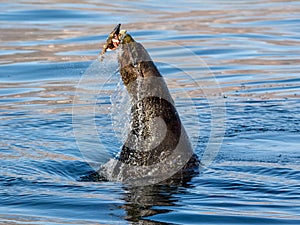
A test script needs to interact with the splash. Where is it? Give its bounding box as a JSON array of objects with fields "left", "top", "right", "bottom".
[
  {"left": 73, "top": 51, "right": 121, "bottom": 170},
  {"left": 110, "top": 76, "right": 131, "bottom": 147}
]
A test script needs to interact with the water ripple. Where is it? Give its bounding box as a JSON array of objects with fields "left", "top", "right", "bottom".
[{"left": 0, "top": 0, "right": 299, "bottom": 224}]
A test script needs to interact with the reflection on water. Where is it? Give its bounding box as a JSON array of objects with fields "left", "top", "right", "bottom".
[
  {"left": 0, "top": 0, "right": 300, "bottom": 224},
  {"left": 122, "top": 185, "right": 180, "bottom": 224}
]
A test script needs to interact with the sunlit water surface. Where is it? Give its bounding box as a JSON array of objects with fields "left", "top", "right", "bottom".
[{"left": 1, "top": 0, "right": 299, "bottom": 224}]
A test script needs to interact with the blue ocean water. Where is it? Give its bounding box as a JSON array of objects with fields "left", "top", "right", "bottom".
[{"left": 0, "top": 0, "right": 299, "bottom": 224}]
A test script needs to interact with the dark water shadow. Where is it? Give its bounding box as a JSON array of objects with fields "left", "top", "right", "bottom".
[
  {"left": 121, "top": 182, "right": 194, "bottom": 224},
  {"left": 78, "top": 166, "right": 198, "bottom": 224}
]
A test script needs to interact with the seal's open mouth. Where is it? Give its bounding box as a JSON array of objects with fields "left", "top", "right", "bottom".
[{"left": 100, "top": 24, "right": 127, "bottom": 60}]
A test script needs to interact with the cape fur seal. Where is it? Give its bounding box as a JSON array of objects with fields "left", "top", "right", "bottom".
[{"left": 99, "top": 24, "right": 199, "bottom": 185}]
